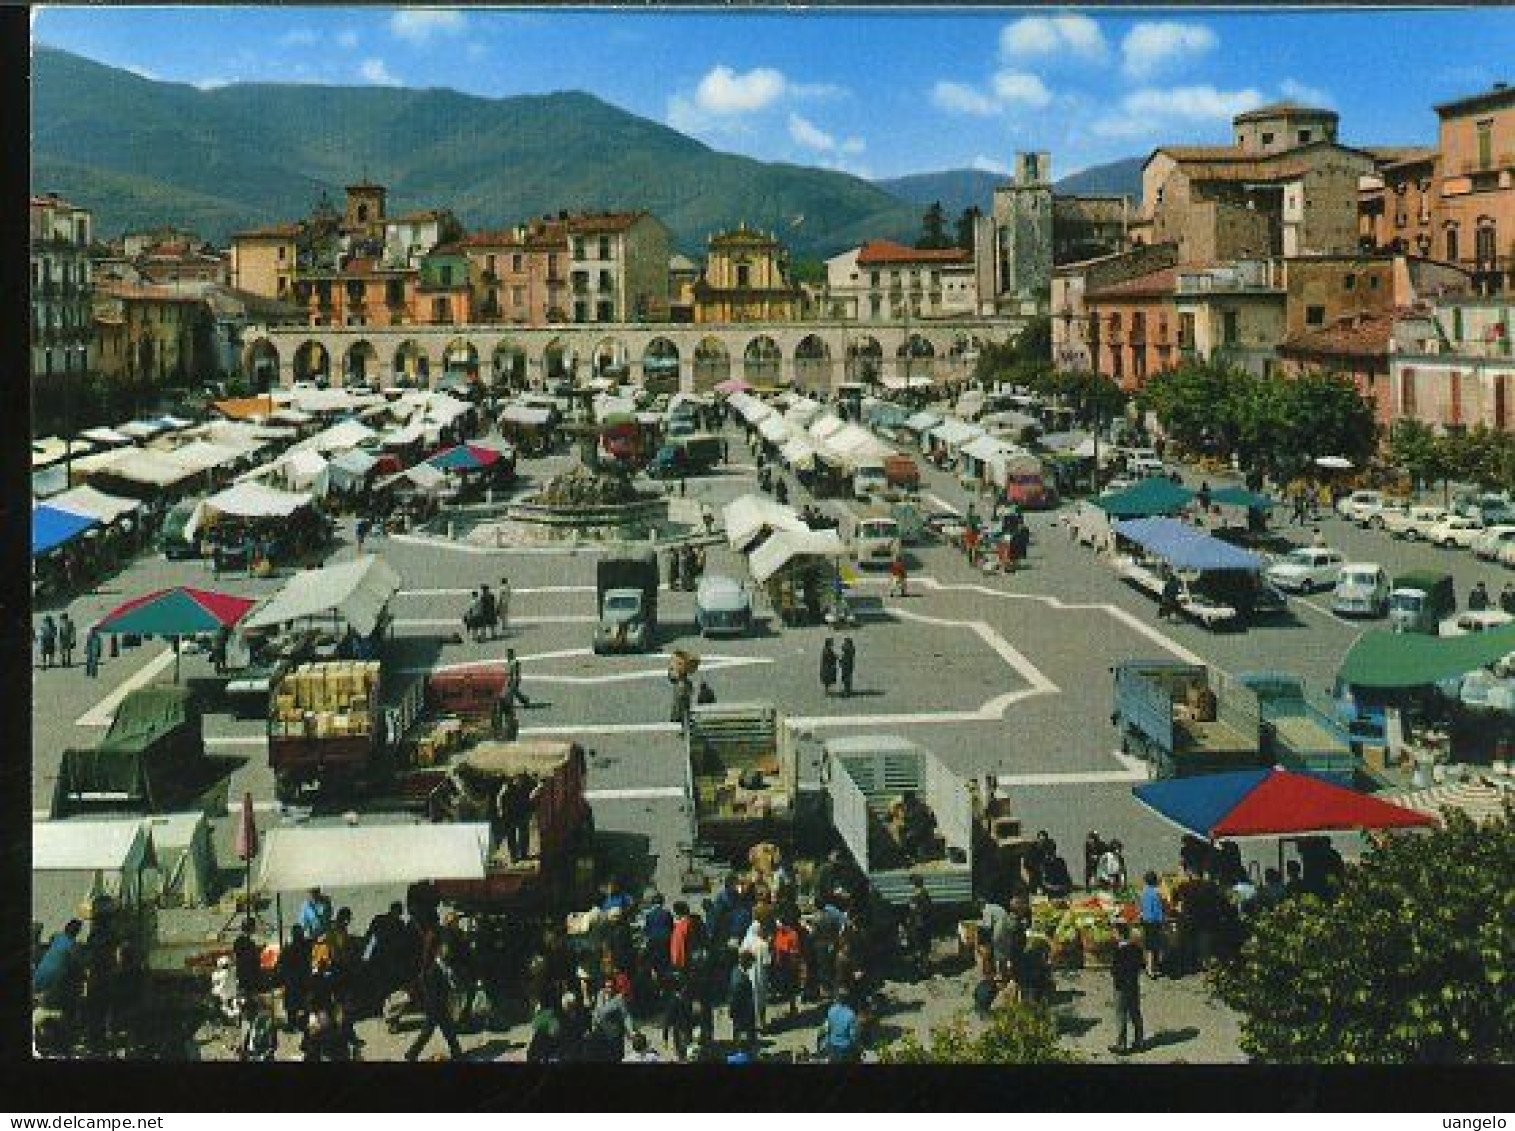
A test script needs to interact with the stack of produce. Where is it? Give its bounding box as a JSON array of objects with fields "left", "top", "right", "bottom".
[{"left": 271, "top": 661, "right": 380, "bottom": 738}]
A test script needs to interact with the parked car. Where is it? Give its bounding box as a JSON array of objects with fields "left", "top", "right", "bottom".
[
  {"left": 1472, "top": 525, "right": 1515, "bottom": 560},
  {"left": 1428, "top": 514, "right": 1485, "bottom": 549},
  {"left": 1331, "top": 563, "right": 1391, "bottom": 618},
  {"left": 1441, "top": 609, "right": 1515, "bottom": 637},
  {"left": 1266, "top": 547, "right": 1345, "bottom": 593},
  {"left": 1498, "top": 540, "right": 1515, "bottom": 570},
  {"left": 1336, "top": 490, "right": 1387, "bottom": 523},
  {"left": 695, "top": 574, "right": 753, "bottom": 637},
  {"left": 1383, "top": 505, "right": 1449, "bottom": 540},
  {"left": 1359, "top": 497, "right": 1411, "bottom": 530}
]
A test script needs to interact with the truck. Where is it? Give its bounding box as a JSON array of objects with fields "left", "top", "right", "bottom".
[
  {"left": 426, "top": 740, "right": 597, "bottom": 916},
  {"left": 821, "top": 734, "right": 974, "bottom": 908},
  {"left": 850, "top": 506, "right": 902, "bottom": 569},
  {"left": 1113, "top": 661, "right": 1357, "bottom": 780},
  {"left": 649, "top": 433, "right": 724, "bottom": 479},
  {"left": 884, "top": 454, "right": 921, "bottom": 492},
  {"left": 1389, "top": 570, "right": 1456, "bottom": 634},
  {"left": 52, "top": 687, "right": 243, "bottom": 819},
  {"left": 593, "top": 546, "right": 659, "bottom": 653},
  {"left": 685, "top": 702, "right": 799, "bottom": 860},
  {"left": 268, "top": 660, "right": 387, "bottom": 803},
  {"left": 1004, "top": 469, "right": 1058, "bottom": 510}
]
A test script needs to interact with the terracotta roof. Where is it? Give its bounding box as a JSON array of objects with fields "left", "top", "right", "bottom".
[
  {"left": 235, "top": 222, "right": 303, "bottom": 240},
  {"left": 1150, "top": 145, "right": 1254, "bottom": 164},
  {"left": 564, "top": 211, "right": 648, "bottom": 234},
  {"left": 459, "top": 229, "right": 525, "bottom": 249},
  {"left": 1367, "top": 146, "right": 1438, "bottom": 168},
  {"left": 98, "top": 282, "right": 206, "bottom": 304},
  {"left": 856, "top": 240, "right": 971, "bottom": 266},
  {"left": 1234, "top": 101, "right": 1338, "bottom": 123},
  {"left": 1277, "top": 310, "right": 1400, "bottom": 360},
  {"left": 1434, "top": 84, "right": 1515, "bottom": 118},
  {"left": 428, "top": 242, "right": 466, "bottom": 257},
  {"left": 1085, "top": 266, "right": 1178, "bottom": 301}
]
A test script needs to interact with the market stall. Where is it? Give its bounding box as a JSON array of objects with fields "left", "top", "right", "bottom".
[
  {"left": 497, "top": 404, "right": 556, "bottom": 455},
  {"left": 33, "top": 504, "right": 99, "bottom": 558},
  {"left": 33, "top": 818, "right": 160, "bottom": 913},
  {"left": 241, "top": 554, "right": 400, "bottom": 649},
  {"left": 723, "top": 494, "right": 810, "bottom": 553},
  {"left": 96, "top": 586, "right": 258, "bottom": 681},
  {"left": 313, "top": 448, "right": 378, "bottom": 500},
  {"left": 1095, "top": 477, "right": 1195, "bottom": 519},
  {"left": 183, "top": 481, "right": 323, "bottom": 568},
  {"left": 1112, "top": 516, "right": 1268, "bottom": 629},
  {"left": 747, "top": 526, "right": 848, "bottom": 626},
  {"left": 72, "top": 447, "right": 206, "bottom": 498}
]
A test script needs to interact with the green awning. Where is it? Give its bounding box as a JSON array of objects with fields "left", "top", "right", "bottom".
[
  {"left": 1210, "top": 486, "right": 1278, "bottom": 510},
  {"left": 1337, "top": 623, "right": 1515, "bottom": 690},
  {"left": 1095, "top": 477, "right": 1194, "bottom": 518}
]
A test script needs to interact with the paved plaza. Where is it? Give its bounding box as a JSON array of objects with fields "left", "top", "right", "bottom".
[{"left": 32, "top": 420, "right": 1515, "bottom": 1063}]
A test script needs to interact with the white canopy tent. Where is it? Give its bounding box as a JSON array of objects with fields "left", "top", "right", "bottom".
[
  {"left": 118, "top": 420, "right": 169, "bottom": 441},
  {"left": 807, "top": 415, "right": 848, "bottom": 444},
  {"left": 820, "top": 424, "right": 892, "bottom": 472},
  {"left": 32, "top": 436, "right": 94, "bottom": 468},
  {"left": 185, "top": 481, "right": 312, "bottom": 540},
  {"left": 380, "top": 421, "right": 429, "bottom": 447},
  {"left": 295, "top": 419, "right": 378, "bottom": 456},
  {"left": 780, "top": 435, "right": 819, "bottom": 471},
  {"left": 378, "top": 462, "right": 448, "bottom": 494},
  {"left": 48, "top": 485, "right": 144, "bottom": 525},
  {"left": 929, "top": 418, "right": 985, "bottom": 453},
  {"left": 757, "top": 415, "right": 790, "bottom": 445},
  {"left": 75, "top": 448, "right": 204, "bottom": 490},
  {"left": 273, "top": 448, "right": 329, "bottom": 491},
  {"left": 724, "top": 494, "right": 810, "bottom": 553},
  {"left": 33, "top": 819, "right": 159, "bottom": 907},
  {"left": 256, "top": 823, "right": 492, "bottom": 891},
  {"left": 243, "top": 554, "right": 401, "bottom": 638},
  {"left": 883, "top": 373, "right": 936, "bottom": 390},
  {"left": 498, "top": 405, "right": 554, "bottom": 428},
  {"left": 748, "top": 527, "right": 847, "bottom": 585},
  {"left": 283, "top": 388, "right": 386, "bottom": 415},
  {"left": 79, "top": 426, "right": 133, "bottom": 448},
  {"left": 784, "top": 399, "right": 826, "bottom": 428},
  {"left": 142, "top": 812, "right": 219, "bottom": 908},
  {"left": 903, "top": 411, "right": 942, "bottom": 435},
  {"left": 315, "top": 449, "right": 379, "bottom": 496},
  {"left": 158, "top": 440, "right": 248, "bottom": 475}
]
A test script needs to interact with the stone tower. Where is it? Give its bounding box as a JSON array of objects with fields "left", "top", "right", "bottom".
[
  {"left": 344, "top": 180, "right": 388, "bottom": 236},
  {"left": 990, "top": 151, "right": 1053, "bottom": 313}
]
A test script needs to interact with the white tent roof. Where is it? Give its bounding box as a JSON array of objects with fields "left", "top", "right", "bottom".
[
  {"left": 119, "top": 420, "right": 169, "bottom": 440},
  {"left": 78, "top": 448, "right": 202, "bottom": 488},
  {"left": 243, "top": 554, "right": 401, "bottom": 637},
  {"left": 780, "top": 436, "right": 818, "bottom": 471},
  {"left": 807, "top": 414, "right": 848, "bottom": 443},
  {"left": 381, "top": 421, "right": 429, "bottom": 447},
  {"left": 33, "top": 820, "right": 155, "bottom": 873},
  {"left": 758, "top": 415, "right": 789, "bottom": 444},
  {"left": 297, "top": 419, "right": 377, "bottom": 455},
  {"left": 328, "top": 449, "right": 379, "bottom": 476},
  {"left": 748, "top": 527, "right": 847, "bottom": 585},
  {"left": 32, "top": 436, "right": 94, "bottom": 468},
  {"left": 883, "top": 374, "right": 936, "bottom": 390},
  {"left": 820, "top": 424, "right": 891, "bottom": 470},
  {"left": 724, "top": 494, "right": 809, "bottom": 553},
  {"left": 79, "top": 426, "right": 133, "bottom": 447},
  {"left": 378, "top": 462, "right": 448, "bottom": 493},
  {"left": 930, "top": 419, "right": 984, "bottom": 450},
  {"left": 286, "top": 388, "right": 385, "bottom": 415},
  {"left": 48, "top": 485, "right": 144, "bottom": 524},
  {"left": 280, "top": 448, "right": 330, "bottom": 488},
  {"left": 257, "top": 823, "right": 491, "bottom": 891},
  {"left": 594, "top": 394, "right": 639, "bottom": 418},
  {"left": 904, "top": 411, "right": 942, "bottom": 433},
  {"left": 159, "top": 440, "right": 247, "bottom": 474},
  {"left": 499, "top": 405, "right": 553, "bottom": 427},
  {"left": 961, "top": 434, "right": 1016, "bottom": 463},
  {"left": 730, "top": 394, "right": 773, "bottom": 424},
  {"left": 185, "top": 480, "right": 312, "bottom": 539},
  {"left": 784, "top": 399, "right": 826, "bottom": 428}
]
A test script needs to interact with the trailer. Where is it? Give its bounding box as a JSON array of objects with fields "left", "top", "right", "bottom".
[
  {"left": 821, "top": 734, "right": 974, "bottom": 908},
  {"left": 1235, "top": 671, "right": 1358, "bottom": 785},
  {"left": 685, "top": 702, "right": 799, "bottom": 860},
  {"left": 1113, "top": 661, "right": 1266, "bottom": 778},
  {"left": 52, "top": 688, "right": 242, "bottom": 819},
  {"left": 268, "top": 660, "right": 387, "bottom": 802},
  {"left": 426, "top": 740, "right": 596, "bottom": 916}
]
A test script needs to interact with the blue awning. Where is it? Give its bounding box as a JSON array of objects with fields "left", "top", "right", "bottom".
[
  {"left": 33, "top": 505, "right": 100, "bottom": 557},
  {"left": 1113, "top": 516, "right": 1264, "bottom": 572},
  {"left": 1132, "top": 770, "right": 1273, "bottom": 837}
]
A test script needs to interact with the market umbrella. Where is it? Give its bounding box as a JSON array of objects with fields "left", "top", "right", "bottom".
[
  {"left": 427, "top": 443, "right": 503, "bottom": 473},
  {"left": 1094, "top": 477, "right": 1194, "bottom": 519},
  {"left": 95, "top": 587, "right": 257, "bottom": 682},
  {"left": 1132, "top": 767, "right": 1437, "bottom": 867},
  {"left": 714, "top": 377, "right": 752, "bottom": 395}
]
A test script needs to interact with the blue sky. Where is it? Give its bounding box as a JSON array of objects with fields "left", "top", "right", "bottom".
[{"left": 32, "top": 7, "right": 1515, "bottom": 180}]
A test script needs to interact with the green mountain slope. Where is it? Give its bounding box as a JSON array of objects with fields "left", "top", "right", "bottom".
[
  {"left": 31, "top": 46, "right": 922, "bottom": 257},
  {"left": 879, "top": 157, "right": 1144, "bottom": 217}
]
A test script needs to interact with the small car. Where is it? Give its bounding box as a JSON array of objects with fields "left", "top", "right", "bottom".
[
  {"left": 1383, "top": 505, "right": 1449, "bottom": 540},
  {"left": 1332, "top": 563, "right": 1391, "bottom": 618},
  {"left": 1472, "top": 525, "right": 1515, "bottom": 560},
  {"left": 1441, "top": 609, "right": 1515, "bottom": 637},
  {"left": 1266, "top": 547, "right": 1344, "bottom": 593},
  {"left": 1336, "top": 490, "right": 1386, "bottom": 523},
  {"left": 1428, "top": 514, "right": 1485, "bottom": 549}
]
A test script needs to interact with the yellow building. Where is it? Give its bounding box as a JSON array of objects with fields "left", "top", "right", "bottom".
[
  {"left": 693, "top": 225, "right": 803, "bottom": 323},
  {"left": 230, "top": 222, "right": 302, "bottom": 302},
  {"left": 92, "top": 283, "right": 209, "bottom": 386}
]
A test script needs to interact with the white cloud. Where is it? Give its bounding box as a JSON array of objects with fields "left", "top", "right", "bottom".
[
  {"left": 389, "top": 9, "right": 467, "bottom": 44},
  {"left": 336, "top": 30, "right": 360, "bottom": 50},
  {"left": 1279, "top": 78, "right": 1333, "bottom": 107},
  {"left": 972, "top": 155, "right": 1011, "bottom": 175},
  {"left": 1120, "top": 22, "right": 1217, "bottom": 79},
  {"left": 839, "top": 136, "right": 866, "bottom": 157},
  {"left": 1122, "top": 84, "right": 1265, "bottom": 121},
  {"left": 694, "top": 65, "right": 786, "bottom": 114},
  {"left": 359, "top": 57, "right": 400, "bottom": 86},
  {"left": 1000, "top": 14, "right": 1107, "bottom": 62},
  {"left": 194, "top": 77, "right": 230, "bottom": 91},
  {"left": 124, "top": 63, "right": 159, "bottom": 81},
  {"left": 991, "top": 70, "right": 1053, "bottom": 109},
  {"left": 930, "top": 81, "right": 1000, "bottom": 117},
  {"left": 279, "top": 29, "right": 320, "bottom": 48},
  {"left": 787, "top": 112, "right": 865, "bottom": 158}
]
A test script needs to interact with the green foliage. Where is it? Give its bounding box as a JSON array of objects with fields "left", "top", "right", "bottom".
[
  {"left": 916, "top": 201, "right": 953, "bottom": 250},
  {"left": 1391, "top": 421, "right": 1515, "bottom": 492},
  {"left": 880, "top": 1001, "right": 1079, "bottom": 1064},
  {"left": 33, "top": 47, "right": 923, "bottom": 258},
  {"left": 1141, "top": 363, "right": 1376, "bottom": 477},
  {"left": 955, "top": 206, "right": 981, "bottom": 253},
  {"left": 1211, "top": 809, "right": 1515, "bottom": 1064}
]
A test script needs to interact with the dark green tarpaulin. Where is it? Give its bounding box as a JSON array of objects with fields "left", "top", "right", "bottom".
[
  {"left": 1210, "top": 486, "right": 1278, "bottom": 510},
  {"left": 1337, "top": 623, "right": 1515, "bottom": 689},
  {"left": 1095, "top": 477, "right": 1195, "bottom": 518}
]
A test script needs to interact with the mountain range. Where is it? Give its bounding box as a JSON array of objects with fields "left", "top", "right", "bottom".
[{"left": 32, "top": 47, "right": 1142, "bottom": 259}]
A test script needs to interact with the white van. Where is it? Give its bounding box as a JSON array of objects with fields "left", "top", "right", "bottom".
[
  {"left": 851, "top": 508, "right": 902, "bottom": 569},
  {"left": 1331, "top": 563, "right": 1390, "bottom": 618},
  {"left": 853, "top": 463, "right": 888, "bottom": 501}
]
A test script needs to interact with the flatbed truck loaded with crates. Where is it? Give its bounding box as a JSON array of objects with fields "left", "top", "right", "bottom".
[
  {"left": 684, "top": 702, "right": 800, "bottom": 861},
  {"left": 268, "top": 660, "right": 387, "bottom": 803}
]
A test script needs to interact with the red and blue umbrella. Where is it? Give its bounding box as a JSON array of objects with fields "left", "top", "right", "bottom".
[
  {"left": 97, "top": 587, "right": 258, "bottom": 637},
  {"left": 427, "top": 443, "right": 503, "bottom": 473},
  {"left": 1132, "top": 767, "right": 1437, "bottom": 840}
]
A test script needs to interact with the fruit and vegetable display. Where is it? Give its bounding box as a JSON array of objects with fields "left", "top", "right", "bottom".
[{"left": 1030, "top": 892, "right": 1139, "bottom": 969}]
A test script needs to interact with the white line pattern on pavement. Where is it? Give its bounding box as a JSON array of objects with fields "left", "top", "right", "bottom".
[
  {"left": 75, "top": 648, "right": 177, "bottom": 727},
  {"left": 584, "top": 786, "right": 687, "bottom": 802}
]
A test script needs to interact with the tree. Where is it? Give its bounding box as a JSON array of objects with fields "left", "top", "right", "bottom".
[
  {"left": 955, "top": 205, "right": 982, "bottom": 253},
  {"left": 1138, "top": 361, "right": 1253, "bottom": 457},
  {"left": 916, "top": 201, "right": 952, "bottom": 250},
  {"left": 1211, "top": 809, "right": 1515, "bottom": 1063},
  {"left": 1265, "top": 370, "right": 1379, "bottom": 481},
  {"left": 880, "top": 1001, "right": 1079, "bottom": 1064},
  {"left": 1389, "top": 419, "right": 1448, "bottom": 493}
]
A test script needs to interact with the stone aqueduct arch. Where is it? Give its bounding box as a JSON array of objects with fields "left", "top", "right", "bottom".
[{"left": 243, "top": 318, "right": 1025, "bottom": 393}]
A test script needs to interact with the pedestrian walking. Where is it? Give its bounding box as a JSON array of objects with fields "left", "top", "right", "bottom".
[
  {"left": 904, "top": 875, "right": 933, "bottom": 980},
  {"left": 478, "top": 583, "right": 499, "bottom": 639},
  {"left": 727, "top": 951, "right": 757, "bottom": 1051},
  {"left": 505, "top": 648, "right": 530, "bottom": 707},
  {"left": 1097, "top": 839, "right": 1128, "bottom": 891},
  {"left": 820, "top": 638, "right": 838, "bottom": 697},
  {"left": 1501, "top": 583, "right": 1515, "bottom": 616},
  {"left": 84, "top": 627, "right": 102, "bottom": 679},
  {"left": 889, "top": 555, "right": 908, "bottom": 597},
  {"left": 58, "top": 613, "right": 77, "bottom": 668},
  {"left": 1469, "top": 581, "right": 1491, "bottom": 612},
  {"left": 1109, "top": 923, "right": 1145, "bottom": 1055},
  {"left": 670, "top": 674, "right": 694, "bottom": 727},
  {"left": 1137, "top": 872, "right": 1166, "bottom": 978},
  {"left": 1083, "top": 831, "right": 1106, "bottom": 891},
  {"left": 498, "top": 577, "right": 512, "bottom": 632},
  {"left": 406, "top": 944, "right": 465, "bottom": 1061},
  {"left": 38, "top": 614, "right": 58, "bottom": 669},
  {"left": 839, "top": 637, "right": 856, "bottom": 697}
]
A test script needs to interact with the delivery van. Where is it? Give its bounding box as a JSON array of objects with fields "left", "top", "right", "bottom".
[{"left": 1388, "top": 570, "right": 1456, "bottom": 634}]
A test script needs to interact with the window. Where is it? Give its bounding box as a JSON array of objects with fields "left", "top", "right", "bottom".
[
  {"left": 573, "top": 238, "right": 586, "bottom": 259},
  {"left": 512, "top": 254, "right": 523, "bottom": 272},
  {"left": 1222, "top": 310, "right": 1240, "bottom": 345},
  {"left": 1476, "top": 223, "right": 1497, "bottom": 265},
  {"left": 737, "top": 264, "right": 751, "bottom": 288},
  {"left": 1447, "top": 225, "right": 1460, "bottom": 262},
  {"left": 278, "top": 246, "right": 287, "bottom": 262},
  {"left": 1306, "top": 305, "right": 1326, "bottom": 327},
  {"left": 869, "top": 271, "right": 880, "bottom": 287},
  {"left": 598, "top": 271, "right": 613, "bottom": 292},
  {"left": 1344, "top": 274, "right": 1356, "bottom": 291},
  {"left": 598, "top": 236, "right": 611, "bottom": 260},
  {"left": 1298, "top": 129, "right": 1313, "bottom": 144},
  {"left": 511, "top": 286, "right": 525, "bottom": 307},
  {"left": 1261, "top": 132, "right": 1275, "bottom": 146},
  {"left": 440, "top": 265, "right": 453, "bottom": 287},
  {"left": 1369, "top": 275, "right": 1381, "bottom": 290},
  {"left": 597, "top": 300, "right": 614, "bottom": 322},
  {"left": 1477, "top": 119, "right": 1494, "bottom": 170},
  {"left": 1400, "top": 367, "right": 1417, "bottom": 415},
  {"left": 486, "top": 255, "right": 496, "bottom": 274},
  {"left": 573, "top": 300, "right": 588, "bottom": 322}
]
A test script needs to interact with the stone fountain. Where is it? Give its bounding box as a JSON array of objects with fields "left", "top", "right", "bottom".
[{"left": 484, "top": 460, "right": 670, "bottom": 545}]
